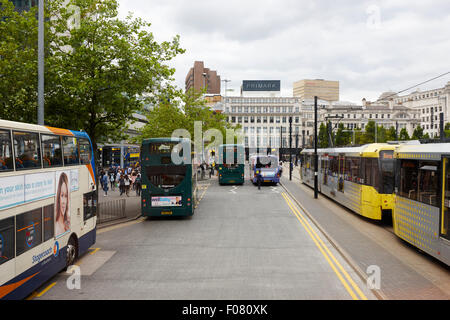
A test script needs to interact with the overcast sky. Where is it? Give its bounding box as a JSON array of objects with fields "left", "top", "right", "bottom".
[{"left": 118, "top": 0, "right": 450, "bottom": 103}]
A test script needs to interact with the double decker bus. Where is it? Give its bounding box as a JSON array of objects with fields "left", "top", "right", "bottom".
[
  {"left": 249, "top": 154, "right": 281, "bottom": 185},
  {"left": 0, "top": 119, "right": 97, "bottom": 300},
  {"left": 141, "top": 138, "right": 198, "bottom": 217},
  {"left": 217, "top": 144, "right": 245, "bottom": 185}
]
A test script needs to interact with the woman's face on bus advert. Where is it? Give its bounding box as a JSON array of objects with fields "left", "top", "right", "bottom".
[{"left": 60, "top": 179, "right": 68, "bottom": 215}]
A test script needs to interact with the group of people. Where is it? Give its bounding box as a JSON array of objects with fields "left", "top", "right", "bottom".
[
  {"left": 199, "top": 162, "right": 215, "bottom": 179},
  {"left": 99, "top": 165, "right": 142, "bottom": 197}
]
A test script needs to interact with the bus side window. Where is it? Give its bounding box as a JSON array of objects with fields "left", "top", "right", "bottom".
[
  {"left": 13, "top": 131, "right": 42, "bottom": 170},
  {"left": 0, "top": 217, "right": 15, "bottom": 266},
  {"left": 79, "top": 139, "right": 93, "bottom": 165},
  {"left": 0, "top": 130, "right": 13, "bottom": 171},
  {"left": 62, "top": 136, "right": 80, "bottom": 165},
  {"left": 83, "top": 191, "right": 98, "bottom": 221},
  {"left": 41, "top": 134, "right": 63, "bottom": 168}
]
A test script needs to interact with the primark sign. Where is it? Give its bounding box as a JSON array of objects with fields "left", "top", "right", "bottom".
[{"left": 242, "top": 80, "right": 280, "bottom": 92}]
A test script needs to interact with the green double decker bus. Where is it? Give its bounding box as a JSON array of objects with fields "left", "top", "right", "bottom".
[
  {"left": 141, "top": 138, "right": 198, "bottom": 217},
  {"left": 217, "top": 144, "right": 245, "bottom": 185}
]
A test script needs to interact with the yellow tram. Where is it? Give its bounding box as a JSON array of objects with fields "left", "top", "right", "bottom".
[
  {"left": 300, "top": 143, "right": 397, "bottom": 221},
  {"left": 393, "top": 143, "right": 449, "bottom": 265}
]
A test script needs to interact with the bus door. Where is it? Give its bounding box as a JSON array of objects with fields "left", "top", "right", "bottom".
[
  {"left": 338, "top": 154, "right": 345, "bottom": 192},
  {"left": 441, "top": 157, "right": 449, "bottom": 241}
]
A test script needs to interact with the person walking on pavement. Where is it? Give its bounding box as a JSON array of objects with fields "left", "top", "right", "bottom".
[
  {"left": 110, "top": 172, "right": 115, "bottom": 191},
  {"left": 124, "top": 175, "right": 131, "bottom": 197},
  {"left": 119, "top": 175, "right": 125, "bottom": 196},
  {"left": 135, "top": 174, "right": 142, "bottom": 196},
  {"left": 101, "top": 172, "right": 109, "bottom": 196}
]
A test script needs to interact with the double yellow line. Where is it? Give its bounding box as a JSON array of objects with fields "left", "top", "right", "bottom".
[{"left": 281, "top": 192, "right": 367, "bottom": 300}]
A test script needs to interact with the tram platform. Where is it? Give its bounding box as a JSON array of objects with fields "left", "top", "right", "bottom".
[{"left": 280, "top": 163, "right": 450, "bottom": 300}]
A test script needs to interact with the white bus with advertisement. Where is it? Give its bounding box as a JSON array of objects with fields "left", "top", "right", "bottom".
[{"left": 0, "top": 119, "right": 97, "bottom": 300}]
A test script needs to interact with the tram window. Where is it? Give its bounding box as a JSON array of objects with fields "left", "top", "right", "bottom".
[
  {"left": 13, "top": 131, "right": 41, "bottom": 170},
  {"left": 380, "top": 151, "right": 395, "bottom": 194},
  {"left": 43, "top": 204, "right": 54, "bottom": 242},
  {"left": 418, "top": 161, "right": 439, "bottom": 207},
  {"left": 41, "top": 135, "right": 63, "bottom": 168},
  {"left": 364, "top": 158, "right": 372, "bottom": 186},
  {"left": 0, "top": 130, "right": 13, "bottom": 171},
  {"left": 349, "top": 158, "right": 360, "bottom": 183},
  {"left": 399, "top": 160, "right": 419, "bottom": 201},
  {"left": 0, "top": 217, "right": 15, "bottom": 266},
  {"left": 62, "top": 136, "right": 80, "bottom": 165},
  {"left": 79, "top": 139, "right": 92, "bottom": 165},
  {"left": 442, "top": 159, "right": 449, "bottom": 240},
  {"left": 372, "top": 159, "right": 380, "bottom": 192},
  {"left": 16, "top": 208, "right": 42, "bottom": 256}
]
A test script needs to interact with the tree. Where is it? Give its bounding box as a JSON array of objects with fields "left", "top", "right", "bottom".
[
  {"left": 445, "top": 122, "right": 450, "bottom": 138},
  {"left": 0, "top": 1, "right": 44, "bottom": 122},
  {"left": 411, "top": 125, "right": 424, "bottom": 140},
  {"left": 0, "top": 0, "right": 185, "bottom": 162},
  {"left": 318, "top": 123, "right": 329, "bottom": 148},
  {"left": 46, "top": 0, "right": 185, "bottom": 160},
  {"left": 335, "top": 123, "right": 351, "bottom": 146},
  {"left": 399, "top": 128, "right": 410, "bottom": 141},
  {"left": 361, "top": 121, "right": 376, "bottom": 143},
  {"left": 385, "top": 126, "right": 397, "bottom": 141},
  {"left": 136, "top": 88, "right": 235, "bottom": 148}
]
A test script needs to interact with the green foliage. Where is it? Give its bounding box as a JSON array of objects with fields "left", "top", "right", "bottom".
[
  {"left": 399, "top": 128, "right": 410, "bottom": 141},
  {"left": 411, "top": 125, "right": 424, "bottom": 140},
  {"left": 0, "top": 1, "right": 42, "bottom": 122},
  {"left": 0, "top": 0, "right": 185, "bottom": 161},
  {"left": 385, "top": 126, "right": 397, "bottom": 141},
  {"left": 318, "top": 123, "right": 329, "bottom": 148},
  {"left": 335, "top": 123, "right": 351, "bottom": 146},
  {"left": 136, "top": 88, "right": 236, "bottom": 148}
]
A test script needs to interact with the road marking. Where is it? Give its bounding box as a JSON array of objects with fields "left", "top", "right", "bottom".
[
  {"left": 25, "top": 291, "right": 38, "bottom": 300},
  {"left": 36, "top": 282, "right": 57, "bottom": 298},
  {"left": 195, "top": 184, "right": 209, "bottom": 209},
  {"left": 271, "top": 186, "right": 279, "bottom": 193},
  {"left": 229, "top": 186, "right": 238, "bottom": 194},
  {"left": 90, "top": 248, "right": 101, "bottom": 255},
  {"left": 281, "top": 192, "right": 368, "bottom": 300},
  {"left": 97, "top": 217, "right": 146, "bottom": 234}
]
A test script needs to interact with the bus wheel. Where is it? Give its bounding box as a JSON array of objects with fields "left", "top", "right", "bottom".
[{"left": 66, "top": 236, "right": 78, "bottom": 268}]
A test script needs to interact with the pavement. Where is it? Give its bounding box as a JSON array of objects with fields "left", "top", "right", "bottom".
[
  {"left": 31, "top": 169, "right": 376, "bottom": 300},
  {"left": 97, "top": 185, "right": 142, "bottom": 228},
  {"left": 280, "top": 163, "right": 450, "bottom": 300}
]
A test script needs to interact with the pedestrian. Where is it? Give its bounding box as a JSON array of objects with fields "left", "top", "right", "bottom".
[
  {"left": 124, "top": 175, "right": 130, "bottom": 197},
  {"left": 101, "top": 172, "right": 109, "bottom": 196},
  {"left": 119, "top": 175, "right": 125, "bottom": 196},
  {"left": 256, "top": 169, "right": 262, "bottom": 190},
  {"left": 200, "top": 162, "right": 205, "bottom": 179},
  {"left": 135, "top": 174, "right": 142, "bottom": 196},
  {"left": 110, "top": 172, "right": 115, "bottom": 191},
  {"left": 131, "top": 170, "right": 137, "bottom": 190}
]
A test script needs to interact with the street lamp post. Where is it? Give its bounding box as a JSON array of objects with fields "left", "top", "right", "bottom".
[
  {"left": 289, "top": 117, "right": 292, "bottom": 181},
  {"left": 38, "top": 0, "right": 45, "bottom": 125},
  {"left": 314, "top": 96, "right": 318, "bottom": 199}
]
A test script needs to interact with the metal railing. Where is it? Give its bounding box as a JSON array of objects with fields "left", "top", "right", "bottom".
[{"left": 97, "top": 198, "right": 126, "bottom": 224}]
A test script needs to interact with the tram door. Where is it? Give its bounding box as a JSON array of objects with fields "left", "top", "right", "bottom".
[{"left": 441, "top": 158, "right": 449, "bottom": 240}]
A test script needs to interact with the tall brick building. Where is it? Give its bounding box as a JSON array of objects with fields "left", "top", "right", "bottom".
[{"left": 185, "top": 61, "right": 221, "bottom": 94}]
